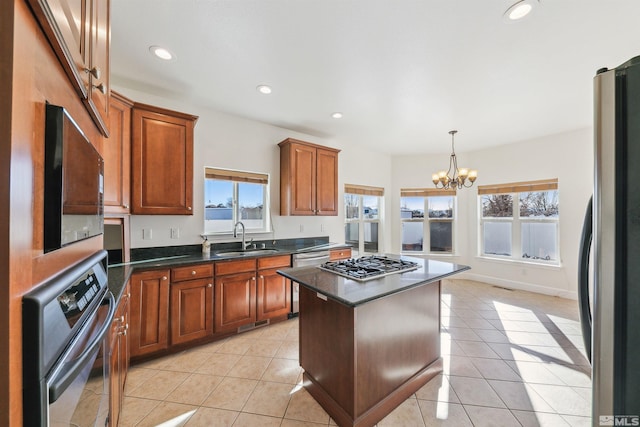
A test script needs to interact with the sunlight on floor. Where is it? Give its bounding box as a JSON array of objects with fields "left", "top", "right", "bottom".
[{"left": 155, "top": 410, "right": 197, "bottom": 427}]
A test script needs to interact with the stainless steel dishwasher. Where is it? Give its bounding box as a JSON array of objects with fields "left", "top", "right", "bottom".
[{"left": 290, "top": 250, "right": 330, "bottom": 317}]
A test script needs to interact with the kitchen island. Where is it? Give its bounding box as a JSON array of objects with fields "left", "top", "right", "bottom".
[{"left": 277, "top": 256, "right": 469, "bottom": 427}]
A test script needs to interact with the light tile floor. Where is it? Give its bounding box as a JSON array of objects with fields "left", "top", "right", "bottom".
[{"left": 119, "top": 279, "right": 592, "bottom": 426}]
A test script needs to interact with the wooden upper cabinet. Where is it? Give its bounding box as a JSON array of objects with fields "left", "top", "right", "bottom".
[
  {"left": 131, "top": 103, "right": 198, "bottom": 215},
  {"left": 103, "top": 91, "right": 133, "bottom": 213},
  {"left": 28, "top": 0, "right": 111, "bottom": 135},
  {"left": 316, "top": 148, "right": 339, "bottom": 215},
  {"left": 86, "top": 0, "right": 110, "bottom": 132},
  {"left": 279, "top": 138, "right": 340, "bottom": 216}
]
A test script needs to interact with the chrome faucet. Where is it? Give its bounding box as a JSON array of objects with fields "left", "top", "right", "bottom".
[{"left": 233, "top": 221, "right": 250, "bottom": 251}]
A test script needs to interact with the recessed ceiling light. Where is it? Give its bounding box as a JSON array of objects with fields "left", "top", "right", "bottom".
[
  {"left": 256, "top": 85, "right": 272, "bottom": 94},
  {"left": 503, "top": 0, "right": 538, "bottom": 21},
  {"left": 331, "top": 112, "right": 343, "bottom": 119},
  {"left": 149, "top": 46, "right": 175, "bottom": 61}
]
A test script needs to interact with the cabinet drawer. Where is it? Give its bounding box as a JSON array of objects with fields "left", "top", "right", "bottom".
[
  {"left": 172, "top": 264, "right": 213, "bottom": 282},
  {"left": 257, "top": 255, "right": 291, "bottom": 270},
  {"left": 329, "top": 248, "right": 352, "bottom": 261},
  {"left": 215, "top": 258, "right": 257, "bottom": 276}
]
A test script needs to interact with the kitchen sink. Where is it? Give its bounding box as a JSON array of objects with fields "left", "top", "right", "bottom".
[{"left": 215, "top": 249, "right": 280, "bottom": 256}]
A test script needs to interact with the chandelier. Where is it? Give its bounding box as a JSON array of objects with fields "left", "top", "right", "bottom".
[{"left": 432, "top": 130, "right": 478, "bottom": 189}]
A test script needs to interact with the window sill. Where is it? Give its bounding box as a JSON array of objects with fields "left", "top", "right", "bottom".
[{"left": 475, "top": 255, "right": 562, "bottom": 270}]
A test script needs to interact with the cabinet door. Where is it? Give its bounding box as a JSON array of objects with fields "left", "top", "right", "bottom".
[
  {"left": 131, "top": 105, "right": 196, "bottom": 215},
  {"left": 170, "top": 278, "right": 214, "bottom": 345},
  {"left": 28, "top": 0, "right": 90, "bottom": 97},
  {"left": 86, "top": 0, "right": 110, "bottom": 133},
  {"left": 104, "top": 92, "right": 132, "bottom": 213},
  {"left": 257, "top": 268, "right": 291, "bottom": 321},
  {"left": 109, "top": 285, "right": 129, "bottom": 427},
  {"left": 290, "top": 143, "right": 317, "bottom": 215},
  {"left": 129, "top": 269, "right": 170, "bottom": 357},
  {"left": 109, "top": 327, "right": 121, "bottom": 427},
  {"left": 316, "top": 148, "right": 339, "bottom": 216},
  {"left": 214, "top": 272, "right": 256, "bottom": 333}
]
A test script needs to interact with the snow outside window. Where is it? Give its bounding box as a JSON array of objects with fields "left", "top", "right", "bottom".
[{"left": 479, "top": 179, "right": 559, "bottom": 264}]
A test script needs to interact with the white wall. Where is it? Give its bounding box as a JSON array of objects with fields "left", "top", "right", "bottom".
[
  {"left": 113, "top": 86, "right": 393, "bottom": 251},
  {"left": 116, "top": 86, "right": 593, "bottom": 299},
  {"left": 391, "top": 128, "right": 593, "bottom": 299}
]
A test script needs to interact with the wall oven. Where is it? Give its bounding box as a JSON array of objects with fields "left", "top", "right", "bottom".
[{"left": 23, "top": 251, "right": 114, "bottom": 427}]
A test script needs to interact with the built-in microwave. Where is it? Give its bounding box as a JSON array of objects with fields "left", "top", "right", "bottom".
[{"left": 44, "top": 104, "right": 104, "bottom": 253}]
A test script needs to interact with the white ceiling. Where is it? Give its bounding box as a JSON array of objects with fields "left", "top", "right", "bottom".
[{"left": 110, "top": 0, "right": 640, "bottom": 155}]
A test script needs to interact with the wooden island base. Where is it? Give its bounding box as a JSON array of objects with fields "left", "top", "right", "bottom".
[
  {"left": 299, "top": 280, "right": 443, "bottom": 427},
  {"left": 303, "top": 358, "right": 442, "bottom": 427}
]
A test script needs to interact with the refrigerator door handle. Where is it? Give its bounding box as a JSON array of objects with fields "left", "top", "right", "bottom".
[{"left": 577, "top": 196, "right": 593, "bottom": 363}]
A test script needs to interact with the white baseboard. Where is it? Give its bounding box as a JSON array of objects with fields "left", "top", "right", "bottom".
[{"left": 456, "top": 272, "right": 578, "bottom": 300}]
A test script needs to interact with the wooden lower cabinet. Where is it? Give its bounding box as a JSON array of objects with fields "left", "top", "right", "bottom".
[
  {"left": 129, "top": 269, "right": 170, "bottom": 358},
  {"left": 127, "top": 256, "right": 290, "bottom": 360},
  {"left": 257, "top": 255, "right": 292, "bottom": 321},
  {"left": 215, "top": 255, "right": 292, "bottom": 333},
  {"left": 109, "top": 283, "right": 129, "bottom": 427},
  {"left": 214, "top": 271, "right": 256, "bottom": 333},
  {"left": 170, "top": 277, "right": 214, "bottom": 345},
  {"left": 329, "top": 247, "right": 352, "bottom": 261}
]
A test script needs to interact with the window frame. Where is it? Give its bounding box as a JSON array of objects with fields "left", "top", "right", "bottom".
[
  {"left": 478, "top": 179, "right": 559, "bottom": 265},
  {"left": 344, "top": 184, "right": 384, "bottom": 255},
  {"left": 400, "top": 189, "right": 456, "bottom": 255},
  {"left": 204, "top": 167, "right": 271, "bottom": 235}
]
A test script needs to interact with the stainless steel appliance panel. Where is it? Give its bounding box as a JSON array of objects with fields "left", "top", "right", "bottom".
[
  {"left": 593, "top": 65, "right": 617, "bottom": 424},
  {"left": 23, "top": 250, "right": 114, "bottom": 427},
  {"left": 589, "top": 56, "right": 640, "bottom": 425},
  {"left": 291, "top": 251, "right": 331, "bottom": 315}
]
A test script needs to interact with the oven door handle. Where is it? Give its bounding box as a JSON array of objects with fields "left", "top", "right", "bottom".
[{"left": 48, "top": 291, "right": 115, "bottom": 403}]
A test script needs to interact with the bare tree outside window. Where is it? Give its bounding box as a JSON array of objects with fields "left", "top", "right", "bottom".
[
  {"left": 520, "top": 191, "right": 559, "bottom": 217},
  {"left": 482, "top": 194, "right": 513, "bottom": 217}
]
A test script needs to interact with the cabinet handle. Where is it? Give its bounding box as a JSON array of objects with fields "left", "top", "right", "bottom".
[
  {"left": 207, "top": 283, "right": 212, "bottom": 288},
  {"left": 162, "top": 276, "right": 168, "bottom": 281},
  {"left": 252, "top": 277, "right": 256, "bottom": 281},
  {"left": 120, "top": 329, "right": 128, "bottom": 336},
  {"left": 85, "top": 66, "right": 101, "bottom": 79},
  {"left": 125, "top": 323, "right": 129, "bottom": 330},
  {"left": 93, "top": 83, "right": 106, "bottom": 94},
  {"left": 187, "top": 207, "right": 192, "bottom": 211},
  {"left": 127, "top": 293, "right": 131, "bottom": 299},
  {"left": 259, "top": 275, "right": 264, "bottom": 280},
  {"left": 123, "top": 204, "right": 129, "bottom": 209},
  {"left": 191, "top": 270, "right": 196, "bottom": 275}
]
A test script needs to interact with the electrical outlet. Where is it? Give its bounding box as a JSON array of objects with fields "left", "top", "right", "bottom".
[
  {"left": 170, "top": 227, "right": 179, "bottom": 239},
  {"left": 143, "top": 228, "right": 152, "bottom": 240}
]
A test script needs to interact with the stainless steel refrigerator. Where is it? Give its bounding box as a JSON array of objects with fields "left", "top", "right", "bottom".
[{"left": 579, "top": 56, "right": 640, "bottom": 426}]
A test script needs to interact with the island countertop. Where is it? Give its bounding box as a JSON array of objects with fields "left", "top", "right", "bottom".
[{"left": 277, "top": 256, "right": 470, "bottom": 307}]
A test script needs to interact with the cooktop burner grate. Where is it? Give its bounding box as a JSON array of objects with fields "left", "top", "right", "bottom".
[{"left": 318, "top": 255, "right": 419, "bottom": 281}]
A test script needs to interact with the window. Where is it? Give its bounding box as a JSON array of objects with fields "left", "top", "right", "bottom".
[
  {"left": 344, "top": 184, "right": 384, "bottom": 255},
  {"left": 204, "top": 167, "right": 271, "bottom": 234},
  {"left": 400, "top": 188, "right": 456, "bottom": 254},
  {"left": 479, "top": 179, "right": 559, "bottom": 263}
]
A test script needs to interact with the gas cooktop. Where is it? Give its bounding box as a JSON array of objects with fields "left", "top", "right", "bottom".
[{"left": 318, "top": 255, "right": 419, "bottom": 281}]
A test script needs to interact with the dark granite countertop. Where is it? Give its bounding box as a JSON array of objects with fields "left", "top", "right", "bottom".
[
  {"left": 107, "top": 237, "right": 351, "bottom": 302},
  {"left": 277, "top": 256, "right": 470, "bottom": 307}
]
